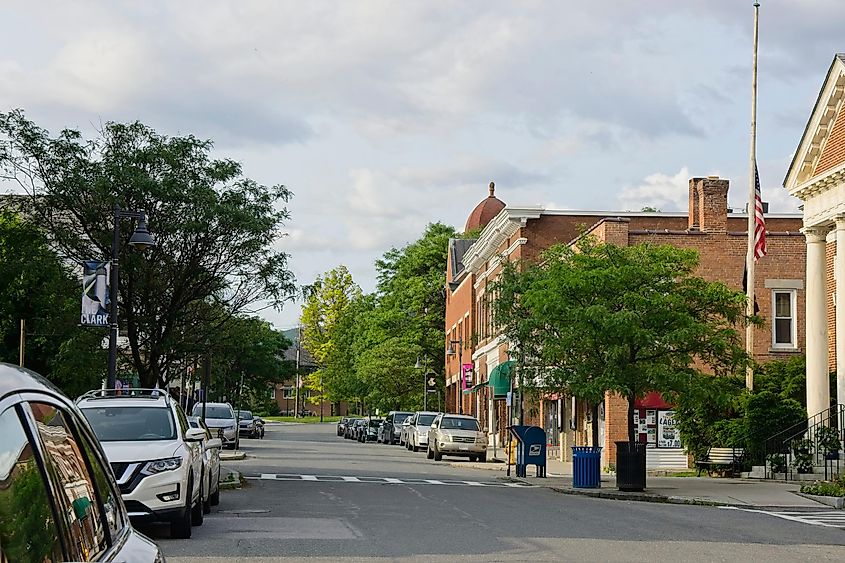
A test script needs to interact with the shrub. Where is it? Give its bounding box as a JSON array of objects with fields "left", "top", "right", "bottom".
[
  {"left": 816, "top": 425, "right": 841, "bottom": 454},
  {"left": 800, "top": 478, "right": 845, "bottom": 497},
  {"left": 743, "top": 391, "right": 806, "bottom": 464},
  {"left": 767, "top": 453, "right": 787, "bottom": 474},
  {"left": 792, "top": 438, "right": 815, "bottom": 473}
]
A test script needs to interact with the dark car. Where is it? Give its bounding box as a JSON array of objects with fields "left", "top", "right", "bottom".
[
  {"left": 344, "top": 418, "right": 361, "bottom": 439},
  {"left": 359, "top": 418, "right": 383, "bottom": 442},
  {"left": 351, "top": 418, "right": 367, "bottom": 441},
  {"left": 379, "top": 411, "right": 413, "bottom": 444},
  {"left": 0, "top": 362, "right": 164, "bottom": 562},
  {"left": 337, "top": 417, "right": 350, "bottom": 437}
]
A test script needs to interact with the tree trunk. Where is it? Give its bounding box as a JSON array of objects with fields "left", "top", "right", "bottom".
[
  {"left": 590, "top": 402, "right": 600, "bottom": 448},
  {"left": 627, "top": 393, "right": 636, "bottom": 444}
]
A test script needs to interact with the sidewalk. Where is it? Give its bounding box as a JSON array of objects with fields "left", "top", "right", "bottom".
[{"left": 450, "top": 456, "right": 829, "bottom": 509}]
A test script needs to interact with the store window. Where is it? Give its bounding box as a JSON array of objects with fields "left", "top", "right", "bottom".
[
  {"left": 772, "top": 289, "right": 797, "bottom": 349},
  {"left": 0, "top": 406, "right": 63, "bottom": 563},
  {"left": 28, "top": 403, "right": 109, "bottom": 561},
  {"left": 632, "top": 408, "right": 680, "bottom": 449}
]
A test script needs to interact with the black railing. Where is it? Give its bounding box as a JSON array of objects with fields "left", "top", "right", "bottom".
[{"left": 763, "top": 404, "right": 845, "bottom": 480}]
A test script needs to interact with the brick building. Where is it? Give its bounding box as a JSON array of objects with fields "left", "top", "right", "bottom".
[
  {"left": 784, "top": 53, "right": 845, "bottom": 418},
  {"left": 445, "top": 178, "right": 804, "bottom": 467}
]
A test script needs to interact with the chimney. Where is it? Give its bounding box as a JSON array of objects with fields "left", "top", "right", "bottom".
[{"left": 688, "top": 176, "right": 729, "bottom": 233}]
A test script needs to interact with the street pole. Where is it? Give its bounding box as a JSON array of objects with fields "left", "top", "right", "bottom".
[
  {"left": 106, "top": 205, "right": 121, "bottom": 389},
  {"left": 320, "top": 371, "right": 324, "bottom": 422},
  {"left": 294, "top": 325, "right": 301, "bottom": 418},
  {"left": 236, "top": 371, "right": 244, "bottom": 451},
  {"left": 458, "top": 338, "right": 463, "bottom": 415},
  {"left": 201, "top": 354, "right": 211, "bottom": 423}
]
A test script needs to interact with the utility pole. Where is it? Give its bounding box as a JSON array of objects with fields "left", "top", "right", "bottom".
[{"left": 18, "top": 319, "right": 25, "bottom": 367}]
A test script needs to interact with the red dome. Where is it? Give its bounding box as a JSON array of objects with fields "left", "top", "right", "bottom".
[{"left": 465, "top": 182, "right": 505, "bottom": 232}]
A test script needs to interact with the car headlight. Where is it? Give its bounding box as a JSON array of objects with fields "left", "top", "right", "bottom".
[
  {"left": 141, "top": 457, "right": 183, "bottom": 476},
  {"left": 226, "top": 424, "right": 236, "bottom": 431},
  {"left": 442, "top": 433, "right": 452, "bottom": 442}
]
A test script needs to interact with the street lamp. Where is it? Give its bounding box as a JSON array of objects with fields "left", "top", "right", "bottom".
[
  {"left": 107, "top": 204, "right": 156, "bottom": 389},
  {"left": 446, "top": 338, "right": 463, "bottom": 414}
]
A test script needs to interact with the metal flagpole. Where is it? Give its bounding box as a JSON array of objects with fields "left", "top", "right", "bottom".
[{"left": 744, "top": 1, "right": 760, "bottom": 391}]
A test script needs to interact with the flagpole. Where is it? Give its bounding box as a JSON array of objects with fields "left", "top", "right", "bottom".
[{"left": 745, "top": 1, "right": 760, "bottom": 391}]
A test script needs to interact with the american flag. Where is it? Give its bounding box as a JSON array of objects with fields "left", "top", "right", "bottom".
[{"left": 753, "top": 162, "right": 767, "bottom": 261}]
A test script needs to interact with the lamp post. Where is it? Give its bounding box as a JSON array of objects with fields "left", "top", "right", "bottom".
[
  {"left": 446, "top": 338, "right": 463, "bottom": 414},
  {"left": 106, "top": 204, "right": 156, "bottom": 390},
  {"left": 415, "top": 356, "right": 427, "bottom": 411}
]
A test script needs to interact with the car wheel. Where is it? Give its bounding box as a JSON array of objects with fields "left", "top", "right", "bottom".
[
  {"left": 171, "top": 477, "right": 193, "bottom": 539},
  {"left": 192, "top": 475, "right": 204, "bottom": 526},
  {"left": 426, "top": 445, "right": 434, "bottom": 460},
  {"left": 433, "top": 447, "right": 443, "bottom": 462},
  {"left": 209, "top": 468, "right": 221, "bottom": 506},
  {"left": 479, "top": 453, "right": 487, "bottom": 463},
  {"left": 469, "top": 455, "right": 477, "bottom": 462},
  {"left": 412, "top": 444, "right": 419, "bottom": 452}
]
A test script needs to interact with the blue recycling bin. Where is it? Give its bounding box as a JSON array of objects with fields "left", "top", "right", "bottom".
[
  {"left": 572, "top": 446, "right": 602, "bottom": 488},
  {"left": 508, "top": 425, "right": 547, "bottom": 478}
]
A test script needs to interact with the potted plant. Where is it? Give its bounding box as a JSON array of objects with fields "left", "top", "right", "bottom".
[
  {"left": 816, "top": 426, "right": 841, "bottom": 460},
  {"left": 767, "top": 453, "right": 787, "bottom": 474},
  {"left": 792, "top": 438, "right": 814, "bottom": 474}
]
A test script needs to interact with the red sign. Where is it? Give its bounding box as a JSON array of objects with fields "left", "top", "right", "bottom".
[{"left": 461, "top": 364, "right": 473, "bottom": 390}]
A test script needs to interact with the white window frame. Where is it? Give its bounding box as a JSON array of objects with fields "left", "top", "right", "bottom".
[
  {"left": 270, "top": 386, "right": 276, "bottom": 399},
  {"left": 771, "top": 289, "right": 798, "bottom": 350},
  {"left": 282, "top": 386, "right": 295, "bottom": 399}
]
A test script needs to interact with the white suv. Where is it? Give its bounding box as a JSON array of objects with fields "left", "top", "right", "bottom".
[{"left": 78, "top": 389, "right": 206, "bottom": 538}]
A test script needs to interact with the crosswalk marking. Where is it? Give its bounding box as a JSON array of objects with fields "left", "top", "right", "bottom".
[
  {"left": 722, "top": 506, "right": 845, "bottom": 529},
  {"left": 246, "top": 473, "right": 533, "bottom": 489}
]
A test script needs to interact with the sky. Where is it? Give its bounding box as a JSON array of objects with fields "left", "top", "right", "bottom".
[{"left": 1, "top": 0, "right": 843, "bottom": 330}]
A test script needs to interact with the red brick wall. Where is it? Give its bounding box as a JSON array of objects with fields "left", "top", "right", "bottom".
[{"left": 816, "top": 110, "right": 845, "bottom": 176}]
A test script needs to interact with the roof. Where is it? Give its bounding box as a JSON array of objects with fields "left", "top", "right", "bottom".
[
  {"left": 465, "top": 182, "right": 506, "bottom": 232},
  {"left": 449, "top": 237, "right": 477, "bottom": 281},
  {"left": 0, "top": 362, "right": 66, "bottom": 402},
  {"left": 281, "top": 328, "right": 317, "bottom": 368},
  {"left": 784, "top": 53, "right": 845, "bottom": 190}
]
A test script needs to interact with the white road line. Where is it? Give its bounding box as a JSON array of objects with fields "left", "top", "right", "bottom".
[
  {"left": 424, "top": 479, "right": 445, "bottom": 485},
  {"left": 341, "top": 476, "right": 360, "bottom": 482},
  {"left": 246, "top": 473, "right": 533, "bottom": 488},
  {"left": 383, "top": 478, "right": 403, "bottom": 484},
  {"left": 721, "top": 506, "right": 845, "bottom": 529},
  {"left": 301, "top": 475, "right": 319, "bottom": 481},
  {"left": 260, "top": 473, "right": 276, "bottom": 480}
]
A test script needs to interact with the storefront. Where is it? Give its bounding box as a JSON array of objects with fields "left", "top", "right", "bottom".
[{"left": 632, "top": 393, "right": 688, "bottom": 468}]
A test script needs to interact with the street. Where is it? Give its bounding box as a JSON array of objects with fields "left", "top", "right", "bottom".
[{"left": 149, "top": 423, "right": 845, "bottom": 562}]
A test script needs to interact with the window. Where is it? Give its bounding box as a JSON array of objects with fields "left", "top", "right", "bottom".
[
  {"left": 0, "top": 406, "right": 63, "bottom": 563},
  {"left": 270, "top": 386, "right": 276, "bottom": 399},
  {"left": 28, "top": 403, "right": 109, "bottom": 561},
  {"left": 282, "top": 386, "right": 295, "bottom": 399},
  {"left": 82, "top": 406, "right": 177, "bottom": 441},
  {"left": 772, "top": 289, "right": 797, "bottom": 349}
]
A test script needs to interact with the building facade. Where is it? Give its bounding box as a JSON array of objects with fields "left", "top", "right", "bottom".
[
  {"left": 784, "top": 54, "right": 845, "bottom": 418},
  {"left": 446, "top": 177, "right": 805, "bottom": 467}
]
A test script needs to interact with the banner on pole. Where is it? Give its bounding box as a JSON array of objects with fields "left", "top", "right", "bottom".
[
  {"left": 461, "top": 363, "right": 473, "bottom": 390},
  {"left": 81, "top": 261, "right": 110, "bottom": 327}
]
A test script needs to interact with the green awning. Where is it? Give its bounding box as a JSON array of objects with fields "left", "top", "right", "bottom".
[
  {"left": 489, "top": 360, "right": 514, "bottom": 398},
  {"left": 463, "top": 380, "right": 488, "bottom": 394}
]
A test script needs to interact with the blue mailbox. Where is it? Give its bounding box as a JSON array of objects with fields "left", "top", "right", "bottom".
[{"left": 508, "top": 425, "right": 547, "bottom": 478}]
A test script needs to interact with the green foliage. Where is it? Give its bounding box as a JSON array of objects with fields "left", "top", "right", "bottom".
[
  {"left": 0, "top": 211, "right": 105, "bottom": 393},
  {"left": 800, "top": 476, "right": 845, "bottom": 497},
  {"left": 494, "top": 239, "right": 750, "bottom": 443},
  {"left": 0, "top": 461, "right": 58, "bottom": 563},
  {"left": 792, "top": 438, "right": 815, "bottom": 473},
  {"left": 744, "top": 391, "right": 805, "bottom": 463},
  {"left": 816, "top": 425, "right": 841, "bottom": 454},
  {"left": 0, "top": 111, "right": 296, "bottom": 387},
  {"left": 767, "top": 453, "right": 788, "bottom": 473}
]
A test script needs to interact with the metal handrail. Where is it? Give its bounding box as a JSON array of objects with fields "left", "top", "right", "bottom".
[{"left": 763, "top": 404, "right": 845, "bottom": 480}]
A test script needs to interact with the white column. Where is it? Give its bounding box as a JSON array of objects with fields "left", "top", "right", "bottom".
[
  {"left": 836, "top": 217, "right": 845, "bottom": 409},
  {"left": 805, "top": 226, "right": 831, "bottom": 417}
]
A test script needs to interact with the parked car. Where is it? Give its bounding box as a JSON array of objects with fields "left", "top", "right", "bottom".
[
  {"left": 359, "top": 418, "right": 383, "bottom": 442},
  {"left": 191, "top": 402, "right": 238, "bottom": 449},
  {"left": 79, "top": 387, "right": 207, "bottom": 538},
  {"left": 399, "top": 415, "right": 413, "bottom": 446},
  {"left": 344, "top": 418, "right": 361, "bottom": 439},
  {"left": 351, "top": 418, "right": 367, "bottom": 441},
  {"left": 426, "top": 413, "right": 488, "bottom": 462},
  {"left": 379, "top": 411, "right": 413, "bottom": 444},
  {"left": 238, "top": 409, "right": 260, "bottom": 438},
  {"left": 188, "top": 416, "right": 222, "bottom": 512},
  {"left": 0, "top": 363, "right": 165, "bottom": 560},
  {"left": 337, "top": 416, "right": 350, "bottom": 436},
  {"left": 407, "top": 411, "right": 439, "bottom": 452}
]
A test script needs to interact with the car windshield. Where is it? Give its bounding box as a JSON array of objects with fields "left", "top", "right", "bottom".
[
  {"left": 238, "top": 411, "right": 253, "bottom": 420},
  {"left": 82, "top": 406, "right": 177, "bottom": 441},
  {"left": 368, "top": 420, "right": 381, "bottom": 427},
  {"left": 393, "top": 414, "right": 412, "bottom": 423},
  {"left": 440, "top": 417, "right": 480, "bottom": 431},
  {"left": 192, "top": 405, "right": 234, "bottom": 419},
  {"left": 417, "top": 414, "right": 436, "bottom": 426}
]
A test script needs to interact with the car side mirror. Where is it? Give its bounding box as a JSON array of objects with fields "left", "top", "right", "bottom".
[
  {"left": 186, "top": 428, "right": 207, "bottom": 442},
  {"left": 206, "top": 438, "right": 223, "bottom": 449}
]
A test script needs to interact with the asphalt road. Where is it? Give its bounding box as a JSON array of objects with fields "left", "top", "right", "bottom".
[{"left": 147, "top": 423, "right": 845, "bottom": 562}]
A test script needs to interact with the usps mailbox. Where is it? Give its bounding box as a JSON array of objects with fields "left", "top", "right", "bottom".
[{"left": 508, "top": 425, "right": 547, "bottom": 478}]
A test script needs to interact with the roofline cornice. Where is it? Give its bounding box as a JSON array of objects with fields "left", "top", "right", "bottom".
[{"left": 462, "top": 206, "right": 543, "bottom": 272}]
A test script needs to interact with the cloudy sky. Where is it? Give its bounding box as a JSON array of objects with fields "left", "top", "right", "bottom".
[{"left": 1, "top": 1, "right": 842, "bottom": 329}]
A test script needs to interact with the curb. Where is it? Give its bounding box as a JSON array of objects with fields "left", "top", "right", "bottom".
[
  {"left": 795, "top": 492, "right": 845, "bottom": 509},
  {"left": 220, "top": 452, "right": 247, "bottom": 461},
  {"left": 547, "top": 486, "right": 725, "bottom": 507}
]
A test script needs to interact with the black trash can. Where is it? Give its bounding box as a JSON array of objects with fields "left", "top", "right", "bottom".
[{"left": 615, "top": 441, "right": 646, "bottom": 492}]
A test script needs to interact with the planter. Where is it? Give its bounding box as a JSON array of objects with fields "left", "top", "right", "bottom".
[
  {"left": 616, "top": 441, "right": 647, "bottom": 492},
  {"left": 797, "top": 493, "right": 845, "bottom": 509}
]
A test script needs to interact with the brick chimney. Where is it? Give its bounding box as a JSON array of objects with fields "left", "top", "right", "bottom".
[{"left": 688, "top": 176, "right": 729, "bottom": 233}]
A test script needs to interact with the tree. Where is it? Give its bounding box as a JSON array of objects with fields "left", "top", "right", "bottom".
[
  {"left": 0, "top": 210, "right": 105, "bottom": 394},
  {"left": 494, "top": 239, "right": 750, "bottom": 446},
  {"left": 300, "top": 265, "right": 362, "bottom": 404},
  {"left": 0, "top": 111, "right": 296, "bottom": 387}
]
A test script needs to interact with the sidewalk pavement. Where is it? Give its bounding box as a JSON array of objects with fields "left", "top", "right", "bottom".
[{"left": 450, "top": 456, "right": 829, "bottom": 509}]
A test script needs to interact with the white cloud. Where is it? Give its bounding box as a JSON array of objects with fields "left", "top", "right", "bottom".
[{"left": 617, "top": 167, "right": 693, "bottom": 212}]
